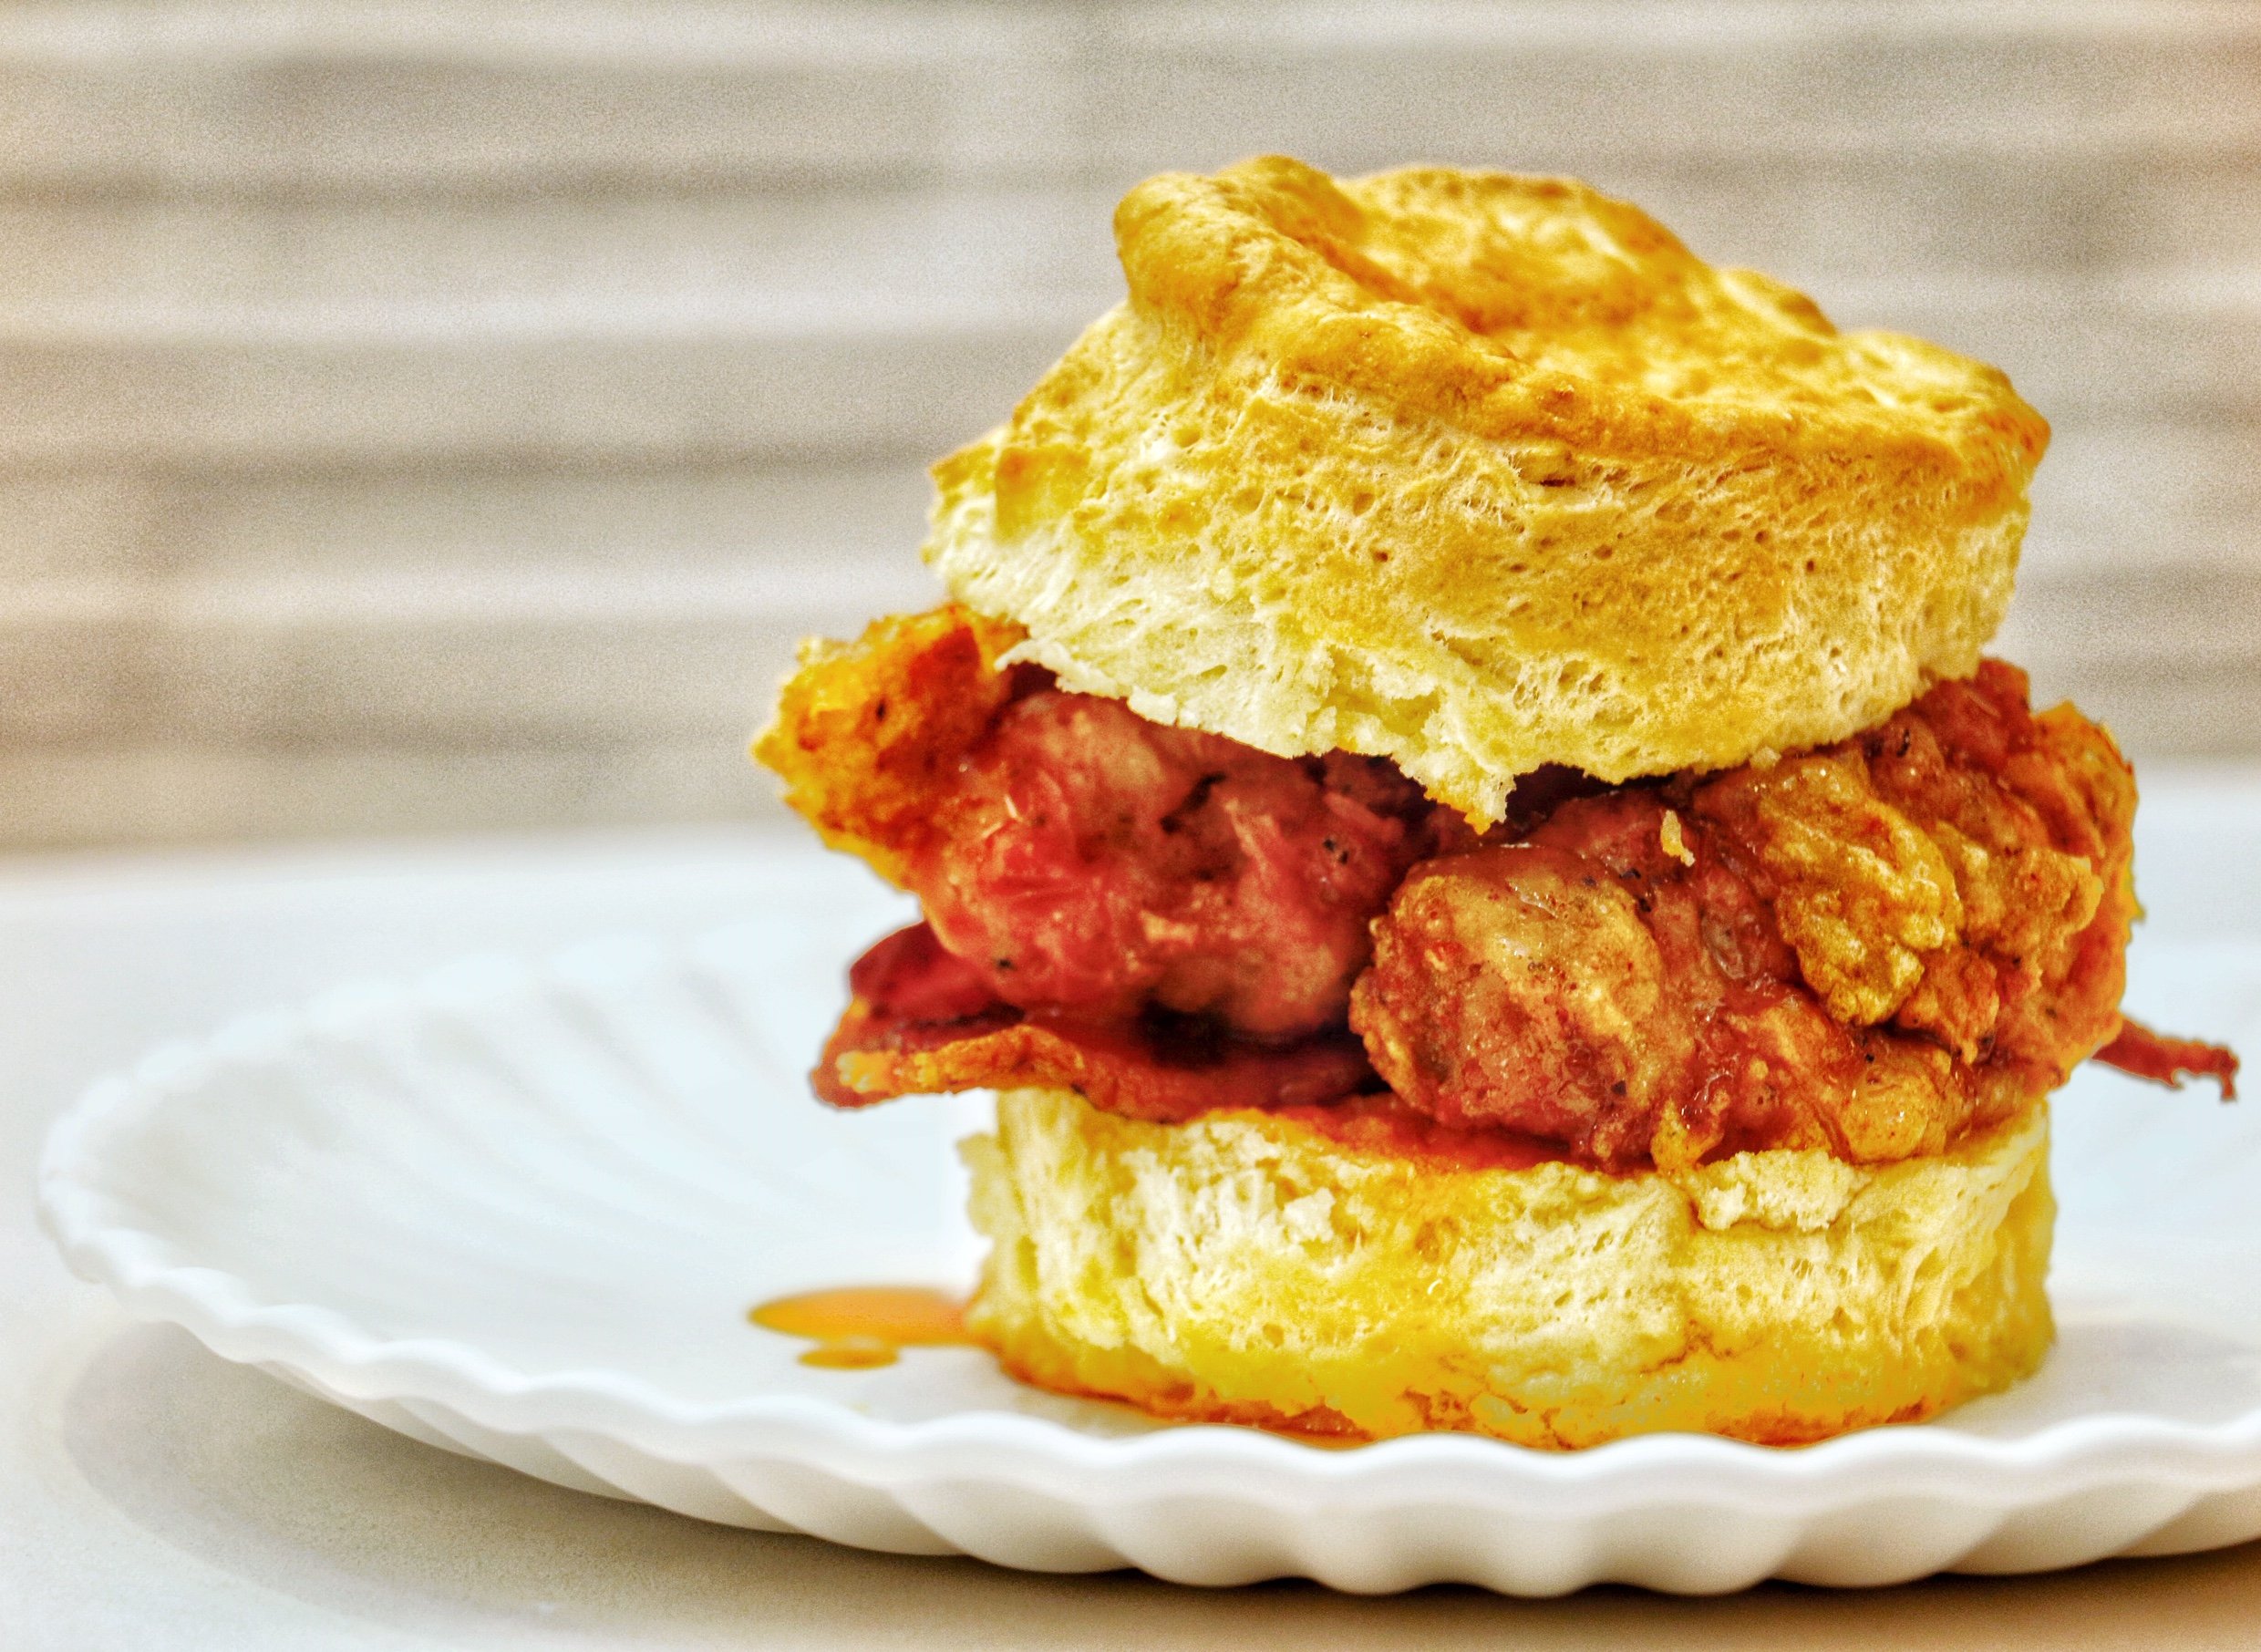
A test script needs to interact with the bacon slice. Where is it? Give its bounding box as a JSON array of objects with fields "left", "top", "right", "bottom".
[
  {"left": 814, "top": 923, "right": 1375, "bottom": 1122},
  {"left": 2095, "top": 1017, "right": 2240, "bottom": 1099}
]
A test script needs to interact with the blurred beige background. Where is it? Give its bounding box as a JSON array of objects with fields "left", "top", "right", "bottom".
[{"left": 2, "top": 0, "right": 2256, "bottom": 848}]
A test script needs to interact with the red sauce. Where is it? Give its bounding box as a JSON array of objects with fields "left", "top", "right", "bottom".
[{"left": 749, "top": 1285, "right": 971, "bottom": 1369}]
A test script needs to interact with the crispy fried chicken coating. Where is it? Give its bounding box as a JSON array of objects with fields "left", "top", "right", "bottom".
[
  {"left": 755, "top": 606, "right": 1028, "bottom": 887},
  {"left": 766, "top": 612, "right": 2235, "bottom": 1168},
  {"left": 1350, "top": 662, "right": 2144, "bottom": 1169},
  {"left": 759, "top": 606, "right": 1437, "bottom": 1040},
  {"left": 916, "top": 694, "right": 1431, "bottom": 1038}
]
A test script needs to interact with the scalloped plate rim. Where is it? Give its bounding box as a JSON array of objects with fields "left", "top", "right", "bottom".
[{"left": 36, "top": 929, "right": 2261, "bottom": 1523}]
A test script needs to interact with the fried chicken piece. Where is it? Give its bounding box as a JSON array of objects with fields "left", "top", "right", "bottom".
[
  {"left": 1701, "top": 660, "right": 2140, "bottom": 1120},
  {"left": 775, "top": 618, "right": 2231, "bottom": 1162},
  {"left": 1351, "top": 795, "right": 1884, "bottom": 1168},
  {"left": 760, "top": 607, "right": 1438, "bottom": 1040},
  {"left": 1352, "top": 663, "right": 2146, "bottom": 1170},
  {"left": 915, "top": 691, "right": 1433, "bottom": 1038},
  {"left": 1351, "top": 834, "right": 1704, "bottom": 1166},
  {"left": 754, "top": 605, "right": 1029, "bottom": 886}
]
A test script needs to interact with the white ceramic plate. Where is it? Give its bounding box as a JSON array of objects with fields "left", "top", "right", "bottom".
[{"left": 36, "top": 903, "right": 2261, "bottom": 1595}]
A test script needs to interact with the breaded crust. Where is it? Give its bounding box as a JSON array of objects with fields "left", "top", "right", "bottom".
[
  {"left": 926, "top": 157, "right": 2049, "bottom": 825},
  {"left": 965, "top": 1087, "right": 2053, "bottom": 1448}
]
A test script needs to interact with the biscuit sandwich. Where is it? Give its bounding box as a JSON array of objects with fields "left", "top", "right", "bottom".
[{"left": 756, "top": 156, "right": 2237, "bottom": 1448}]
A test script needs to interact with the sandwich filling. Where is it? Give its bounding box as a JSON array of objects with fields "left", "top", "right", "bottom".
[{"left": 759, "top": 604, "right": 2235, "bottom": 1173}]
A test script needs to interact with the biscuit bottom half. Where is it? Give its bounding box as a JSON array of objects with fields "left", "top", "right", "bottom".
[{"left": 962, "top": 1088, "right": 2053, "bottom": 1449}]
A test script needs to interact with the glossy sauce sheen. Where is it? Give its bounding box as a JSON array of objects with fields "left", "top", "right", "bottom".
[{"left": 749, "top": 1286, "right": 970, "bottom": 1368}]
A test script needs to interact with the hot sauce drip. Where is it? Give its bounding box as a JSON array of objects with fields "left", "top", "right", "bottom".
[
  {"left": 759, "top": 610, "right": 2239, "bottom": 1171},
  {"left": 749, "top": 1285, "right": 971, "bottom": 1369}
]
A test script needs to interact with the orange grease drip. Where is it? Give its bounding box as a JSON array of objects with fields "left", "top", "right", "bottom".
[
  {"left": 1269, "top": 1092, "right": 1573, "bottom": 1173},
  {"left": 749, "top": 1285, "right": 970, "bottom": 1369}
]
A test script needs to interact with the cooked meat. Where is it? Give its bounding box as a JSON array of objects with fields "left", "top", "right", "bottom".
[
  {"left": 769, "top": 612, "right": 2235, "bottom": 1166},
  {"left": 760, "top": 607, "right": 1438, "bottom": 1040},
  {"left": 841, "top": 916, "right": 1001, "bottom": 1023},
  {"left": 914, "top": 692, "right": 1433, "bottom": 1038},
  {"left": 1351, "top": 802, "right": 1879, "bottom": 1168},
  {"left": 2096, "top": 1017, "right": 2241, "bottom": 1098},
  {"left": 755, "top": 605, "right": 1030, "bottom": 887},
  {"left": 1351, "top": 663, "right": 2150, "bottom": 1169},
  {"left": 816, "top": 922, "right": 1375, "bottom": 1120}
]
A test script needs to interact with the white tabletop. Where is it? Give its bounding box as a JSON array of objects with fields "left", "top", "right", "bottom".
[{"left": 9, "top": 784, "right": 2261, "bottom": 1649}]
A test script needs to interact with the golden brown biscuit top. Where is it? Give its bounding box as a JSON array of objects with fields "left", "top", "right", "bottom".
[
  {"left": 927, "top": 156, "right": 2048, "bottom": 825},
  {"left": 1112, "top": 156, "right": 2043, "bottom": 478}
]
